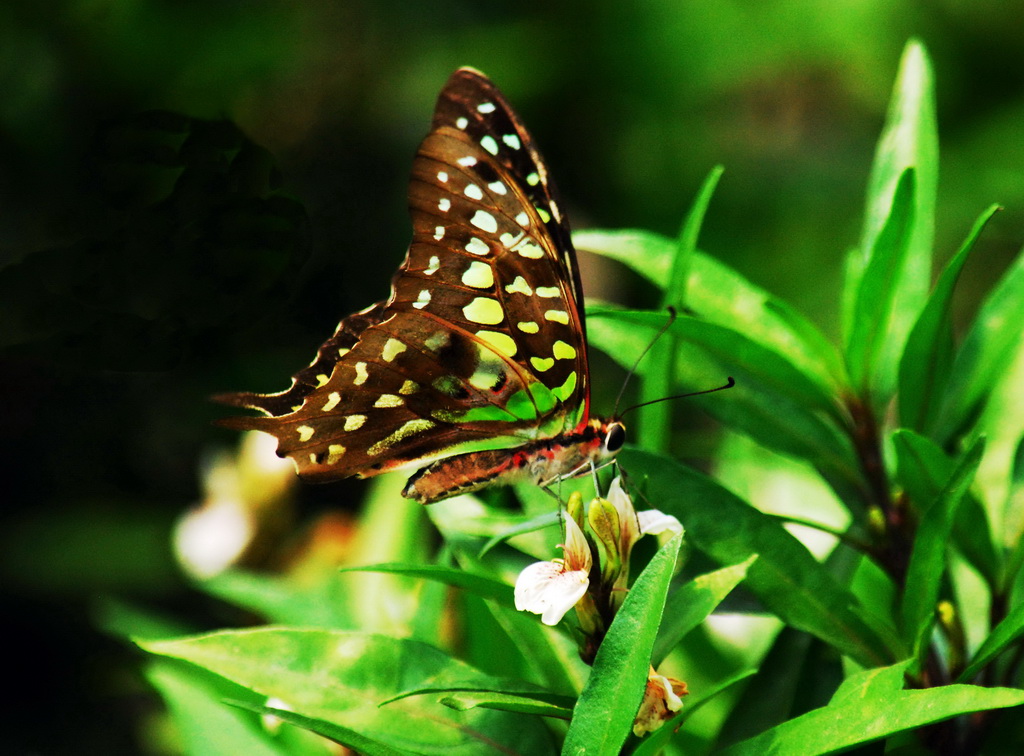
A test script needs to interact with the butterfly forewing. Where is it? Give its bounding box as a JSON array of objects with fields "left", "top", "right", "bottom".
[{"left": 218, "top": 67, "right": 593, "bottom": 486}]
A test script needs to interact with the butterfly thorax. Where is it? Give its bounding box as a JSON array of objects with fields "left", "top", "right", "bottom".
[{"left": 403, "top": 417, "right": 625, "bottom": 505}]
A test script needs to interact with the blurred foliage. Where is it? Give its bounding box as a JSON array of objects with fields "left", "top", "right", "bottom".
[{"left": 3, "top": 1, "right": 1024, "bottom": 753}]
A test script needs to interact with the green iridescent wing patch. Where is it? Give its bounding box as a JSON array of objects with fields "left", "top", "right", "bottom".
[{"left": 218, "top": 68, "right": 592, "bottom": 484}]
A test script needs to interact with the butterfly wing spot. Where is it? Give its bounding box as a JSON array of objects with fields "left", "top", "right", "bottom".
[
  {"left": 463, "top": 297, "right": 504, "bottom": 325},
  {"left": 553, "top": 340, "right": 577, "bottom": 360},
  {"left": 470, "top": 210, "right": 498, "bottom": 233},
  {"left": 549, "top": 199, "right": 562, "bottom": 221},
  {"left": 514, "top": 212, "right": 530, "bottom": 228},
  {"left": 433, "top": 375, "right": 469, "bottom": 399},
  {"left": 531, "top": 357, "right": 555, "bottom": 372},
  {"left": 502, "top": 134, "right": 521, "bottom": 150},
  {"left": 475, "top": 330, "right": 517, "bottom": 358},
  {"left": 326, "top": 444, "right": 346, "bottom": 464},
  {"left": 424, "top": 331, "right": 450, "bottom": 352},
  {"left": 438, "top": 198, "right": 451, "bottom": 212},
  {"left": 399, "top": 379, "right": 419, "bottom": 395},
  {"left": 477, "top": 101, "right": 496, "bottom": 113},
  {"left": 353, "top": 362, "right": 369, "bottom": 385},
  {"left": 437, "top": 171, "right": 449, "bottom": 182},
  {"left": 465, "top": 237, "right": 489, "bottom": 255},
  {"left": 544, "top": 310, "right": 570, "bottom": 325},
  {"left": 413, "top": 290, "right": 432, "bottom": 309},
  {"left": 315, "top": 373, "right": 329, "bottom": 387},
  {"left": 344, "top": 414, "right": 367, "bottom": 431},
  {"left": 374, "top": 394, "right": 404, "bottom": 408},
  {"left": 323, "top": 392, "right": 341, "bottom": 412},
  {"left": 517, "top": 321, "right": 540, "bottom": 334},
  {"left": 297, "top": 425, "right": 315, "bottom": 441},
  {"left": 514, "top": 240, "right": 544, "bottom": 259},
  {"left": 464, "top": 183, "right": 484, "bottom": 200},
  {"left": 337, "top": 347, "right": 350, "bottom": 358},
  {"left": 368, "top": 419, "right": 436, "bottom": 456},
  {"left": 424, "top": 255, "right": 441, "bottom": 274},
  {"left": 469, "top": 361, "right": 507, "bottom": 391},
  {"left": 535, "top": 286, "right": 560, "bottom": 298},
  {"left": 457, "top": 156, "right": 477, "bottom": 167},
  {"left": 553, "top": 371, "right": 578, "bottom": 402},
  {"left": 505, "top": 276, "right": 533, "bottom": 296},
  {"left": 382, "top": 338, "right": 407, "bottom": 362},
  {"left": 487, "top": 181, "right": 507, "bottom": 195},
  {"left": 432, "top": 226, "right": 445, "bottom": 241},
  {"left": 456, "top": 117, "right": 469, "bottom": 129},
  {"left": 480, "top": 135, "right": 499, "bottom": 155},
  {"left": 526, "top": 171, "right": 540, "bottom": 186},
  {"left": 461, "top": 261, "right": 494, "bottom": 289}
]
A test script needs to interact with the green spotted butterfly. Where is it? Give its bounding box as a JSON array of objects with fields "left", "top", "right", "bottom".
[{"left": 218, "top": 68, "right": 624, "bottom": 504}]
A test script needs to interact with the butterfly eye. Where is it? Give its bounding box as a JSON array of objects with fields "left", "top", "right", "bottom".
[{"left": 604, "top": 422, "right": 626, "bottom": 453}]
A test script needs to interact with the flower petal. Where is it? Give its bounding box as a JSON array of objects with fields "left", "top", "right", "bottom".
[
  {"left": 637, "top": 509, "right": 683, "bottom": 537},
  {"left": 514, "top": 560, "right": 590, "bottom": 626}
]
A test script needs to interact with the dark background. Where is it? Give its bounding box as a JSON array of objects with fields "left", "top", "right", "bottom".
[{"left": 3, "top": 2, "right": 1024, "bottom": 752}]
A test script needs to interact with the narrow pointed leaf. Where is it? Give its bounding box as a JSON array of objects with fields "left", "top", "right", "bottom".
[
  {"left": 653, "top": 556, "right": 756, "bottom": 665},
  {"left": 620, "top": 448, "right": 899, "bottom": 667},
  {"left": 139, "top": 628, "right": 552, "bottom": 755},
  {"left": 935, "top": 247, "right": 1024, "bottom": 443},
  {"left": 144, "top": 660, "right": 289, "bottom": 756},
  {"left": 900, "top": 205, "right": 1001, "bottom": 431},
  {"left": 226, "top": 700, "right": 415, "bottom": 756},
  {"left": 640, "top": 166, "right": 724, "bottom": 452},
  {"left": 845, "top": 168, "right": 918, "bottom": 401},
  {"left": 900, "top": 438, "right": 985, "bottom": 663},
  {"left": 891, "top": 429, "right": 1000, "bottom": 586},
  {"left": 342, "top": 563, "right": 514, "bottom": 605},
  {"left": 845, "top": 40, "right": 937, "bottom": 384},
  {"left": 562, "top": 533, "right": 683, "bottom": 754},
  {"left": 720, "top": 684, "right": 1024, "bottom": 756},
  {"left": 958, "top": 600, "right": 1024, "bottom": 683},
  {"left": 577, "top": 230, "right": 844, "bottom": 393}
]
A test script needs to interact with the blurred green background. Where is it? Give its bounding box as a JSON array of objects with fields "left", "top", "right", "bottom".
[{"left": 3, "top": 1, "right": 1024, "bottom": 752}]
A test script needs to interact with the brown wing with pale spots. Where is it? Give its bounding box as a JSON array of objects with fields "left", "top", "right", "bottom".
[
  {"left": 217, "top": 68, "right": 592, "bottom": 482},
  {"left": 403, "top": 68, "right": 591, "bottom": 427}
]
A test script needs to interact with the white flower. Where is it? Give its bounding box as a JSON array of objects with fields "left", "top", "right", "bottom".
[
  {"left": 606, "top": 476, "right": 682, "bottom": 556},
  {"left": 514, "top": 513, "right": 592, "bottom": 626}
]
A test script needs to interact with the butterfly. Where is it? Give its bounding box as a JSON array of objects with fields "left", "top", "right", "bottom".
[{"left": 217, "top": 67, "right": 625, "bottom": 504}]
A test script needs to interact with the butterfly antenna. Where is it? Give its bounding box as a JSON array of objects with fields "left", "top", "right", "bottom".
[
  {"left": 620, "top": 376, "right": 735, "bottom": 418},
  {"left": 611, "top": 306, "right": 679, "bottom": 417}
]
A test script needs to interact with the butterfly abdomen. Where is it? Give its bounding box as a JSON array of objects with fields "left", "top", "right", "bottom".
[{"left": 402, "top": 417, "right": 623, "bottom": 504}]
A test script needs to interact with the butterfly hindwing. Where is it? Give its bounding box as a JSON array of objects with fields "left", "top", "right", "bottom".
[{"left": 219, "top": 67, "right": 592, "bottom": 484}]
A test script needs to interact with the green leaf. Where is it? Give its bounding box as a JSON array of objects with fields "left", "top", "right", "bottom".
[
  {"left": 436, "top": 689, "right": 574, "bottom": 718},
  {"left": 139, "top": 628, "right": 553, "bottom": 755},
  {"left": 640, "top": 166, "right": 724, "bottom": 452},
  {"left": 827, "top": 659, "right": 912, "bottom": 706},
  {"left": 720, "top": 682, "right": 1024, "bottom": 756},
  {"left": 891, "top": 429, "right": 1001, "bottom": 587},
  {"left": 958, "top": 600, "right": 1024, "bottom": 683},
  {"left": 845, "top": 168, "right": 918, "bottom": 401},
  {"left": 900, "top": 437, "right": 985, "bottom": 664},
  {"left": 845, "top": 40, "right": 937, "bottom": 403},
  {"left": 935, "top": 247, "right": 1024, "bottom": 444},
  {"left": 226, "top": 700, "right": 415, "bottom": 756},
  {"left": 588, "top": 309, "right": 865, "bottom": 505},
  {"left": 899, "top": 205, "right": 1001, "bottom": 431},
  {"left": 562, "top": 533, "right": 683, "bottom": 754},
  {"left": 144, "top": 659, "right": 289, "bottom": 756},
  {"left": 577, "top": 231, "right": 845, "bottom": 394},
  {"left": 620, "top": 448, "right": 899, "bottom": 667},
  {"left": 342, "top": 563, "right": 515, "bottom": 605},
  {"left": 653, "top": 556, "right": 756, "bottom": 665},
  {"left": 200, "top": 570, "right": 352, "bottom": 629}
]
